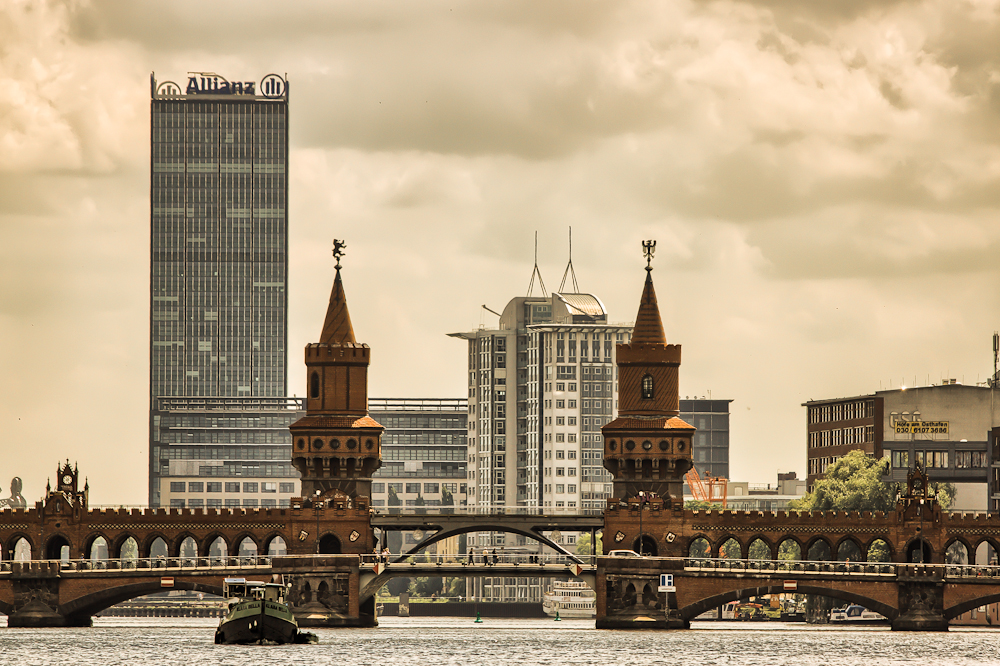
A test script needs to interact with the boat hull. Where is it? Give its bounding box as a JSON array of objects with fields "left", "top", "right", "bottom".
[{"left": 215, "top": 599, "right": 299, "bottom": 645}]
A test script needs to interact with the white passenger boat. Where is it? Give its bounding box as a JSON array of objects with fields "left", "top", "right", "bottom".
[
  {"left": 830, "top": 604, "right": 888, "bottom": 625},
  {"left": 542, "top": 581, "right": 596, "bottom": 618}
]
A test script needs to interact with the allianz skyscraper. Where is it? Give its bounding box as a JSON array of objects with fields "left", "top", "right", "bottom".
[{"left": 148, "top": 73, "right": 302, "bottom": 509}]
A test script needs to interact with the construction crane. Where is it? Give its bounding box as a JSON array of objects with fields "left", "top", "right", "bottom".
[{"left": 685, "top": 468, "right": 729, "bottom": 508}]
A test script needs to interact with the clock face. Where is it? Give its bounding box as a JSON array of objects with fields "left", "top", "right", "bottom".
[
  {"left": 62, "top": 474, "right": 73, "bottom": 485},
  {"left": 912, "top": 478, "right": 923, "bottom": 491}
]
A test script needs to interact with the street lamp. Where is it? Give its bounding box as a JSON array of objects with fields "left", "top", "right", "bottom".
[{"left": 314, "top": 490, "right": 323, "bottom": 554}]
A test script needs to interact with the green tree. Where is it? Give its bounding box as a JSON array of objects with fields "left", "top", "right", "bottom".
[
  {"left": 446, "top": 577, "right": 466, "bottom": 599},
  {"left": 388, "top": 485, "right": 401, "bottom": 514},
  {"left": 413, "top": 576, "right": 444, "bottom": 598},
  {"left": 386, "top": 577, "right": 411, "bottom": 596},
  {"left": 575, "top": 532, "right": 603, "bottom": 557},
  {"left": 684, "top": 500, "right": 723, "bottom": 511},
  {"left": 441, "top": 486, "right": 455, "bottom": 514},
  {"left": 790, "top": 451, "right": 896, "bottom": 512}
]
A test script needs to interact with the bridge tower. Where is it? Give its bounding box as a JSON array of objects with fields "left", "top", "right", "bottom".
[
  {"left": 602, "top": 241, "right": 694, "bottom": 504},
  {"left": 289, "top": 240, "right": 384, "bottom": 504}
]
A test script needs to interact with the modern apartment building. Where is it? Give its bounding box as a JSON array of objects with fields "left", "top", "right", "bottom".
[
  {"left": 148, "top": 72, "right": 300, "bottom": 506},
  {"left": 682, "top": 398, "right": 733, "bottom": 481}
]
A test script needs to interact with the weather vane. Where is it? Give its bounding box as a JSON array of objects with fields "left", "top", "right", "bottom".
[
  {"left": 333, "top": 239, "right": 347, "bottom": 270},
  {"left": 642, "top": 240, "right": 656, "bottom": 271}
]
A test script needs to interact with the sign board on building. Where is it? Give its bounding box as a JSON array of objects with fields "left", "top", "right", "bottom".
[
  {"left": 894, "top": 421, "right": 949, "bottom": 435},
  {"left": 160, "top": 577, "right": 175, "bottom": 588},
  {"left": 658, "top": 573, "right": 676, "bottom": 593},
  {"left": 783, "top": 580, "right": 797, "bottom": 591}
]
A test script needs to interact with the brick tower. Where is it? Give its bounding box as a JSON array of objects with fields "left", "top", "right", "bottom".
[
  {"left": 602, "top": 241, "right": 695, "bottom": 503},
  {"left": 290, "top": 241, "right": 383, "bottom": 501}
]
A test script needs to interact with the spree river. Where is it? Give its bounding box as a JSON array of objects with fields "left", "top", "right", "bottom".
[{"left": 2, "top": 617, "right": 1000, "bottom": 666}]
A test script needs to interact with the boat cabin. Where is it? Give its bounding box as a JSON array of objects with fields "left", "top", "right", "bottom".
[{"left": 223, "top": 578, "right": 287, "bottom": 603}]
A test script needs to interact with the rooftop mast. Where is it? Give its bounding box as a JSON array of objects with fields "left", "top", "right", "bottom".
[
  {"left": 526, "top": 231, "right": 548, "bottom": 297},
  {"left": 558, "top": 227, "right": 579, "bottom": 293}
]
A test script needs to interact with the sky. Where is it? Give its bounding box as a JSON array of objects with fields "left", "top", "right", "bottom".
[{"left": 1, "top": 0, "right": 999, "bottom": 505}]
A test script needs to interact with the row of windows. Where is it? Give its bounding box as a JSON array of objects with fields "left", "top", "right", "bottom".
[
  {"left": 891, "top": 450, "right": 988, "bottom": 469},
  {"left": 196, "top": 463, "right": 296, "bottom": 477},
  {"left": 156, "top": 444, "right": 290, "bottom": 457},
  {"left": 170, "top": 498, "right": 289, "bottom": 508},
  {"left": 156, "top": 414, "right": 300, "bottom": 428},
  {"left": 373, "top": 482, "right": 466, "bottom": 495},
  {"left": 382, "top": 448, "right": 466, "bottom": 461},
  {"left": 169, "top": 481, "right": 295, "bottom": 493},
  {"left": 808, "top": 400, "right": 874, "bottom": 425},
  {"left": 372, "top": 416, "right": 466, "bottom": 429},
  {"left": 808, "top": 425, "right": 875, "bottom": 449}
]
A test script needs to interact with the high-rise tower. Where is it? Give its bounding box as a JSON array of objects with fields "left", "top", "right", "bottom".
[
  {"left": 602, "top": 241, "right": 694, "bottom": 502},
  {"left": 148, "top": 72, "right": 302, "bottom": 508},
  {"left": 290, "top": 241, "right": 383, "bottom": 501}
]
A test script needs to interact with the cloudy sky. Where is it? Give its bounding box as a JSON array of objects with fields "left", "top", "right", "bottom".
[{"left": 2, "top": 0, "right": 999, "bottom": 505}]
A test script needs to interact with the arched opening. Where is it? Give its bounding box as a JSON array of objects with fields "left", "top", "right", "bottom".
[
  {"left": 238, "top": 537, "right": 258, "bottom": 558},
  {"left": 836, "top": 539, "right": 863, "bottom": 562},
  {"left": 807, "top": 539, "right": 831, "bottom": 561},
  {"left": 310, "top": 372, "right": 320, "bottom": 399},
  {"left": 946, "top": 540, "right": 969, "bottom": 565},
  {"left": 88, "top": 536, "right": 109, "bottom": 561},
  {"left": 906, "top": 539, "right": 932, "bottom": 563},
  {"left": 318, "top": 534, "right": 341, "bottom": 554},
  {"left": 267, "top": 536, "right": 287, "bottom": 556},
  {"left": 688, "top": 537, "right": 710, "bottom": 558},
  {"left": 975, "top": 541, "right": 997, "bottom": 566},
  {"left": 317, "top": 581, "right": 330, "bottom": 606},
  {"left": 47, "top": 535, "right": 71, "bottom": 561},
  {"left": 179, "top": 536, "right": 198, "bottom": 559},
  {"left": 719, "top": 537, "right": 741, "bottom": 559},
  {"left": 208, "top": 536, "right": 228, "bottom": 562},
  {"left": 867, "top": 539, "right": 891, "bottom": 562},
  {"left": 641, "top": 374, "right": 654, "bottom": 400},
  {"left": 633, "top": 535, "right": 657, "bottom": 556},
  {"left": 149, "top": 537, "right": 169, "bottom": 559},
  {"left": 778, "top": 538, "right": 802, "bottom": 560},
  {"left": 748, "top": 538, "right": 770, "bottom": 560},
  {"left": 13, "top": 537, "right": 32, "bottom": 561},
  {"left": 641, "top": 583, "right": 657, "bottom": 608},
  {"left": 623, "top": 582, "right": 637, "bottom": 607},
  {"left": 303, "top": 581, "right": 314, "bottom": 604},
  {"left": 119, "top": 536, "right": 139, "bottom": 561}
]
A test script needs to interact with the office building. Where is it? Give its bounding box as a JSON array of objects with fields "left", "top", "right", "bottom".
[
  {"left": 368, "top": 398, "right": 469, "bottom": 555},
  {"left": 805, "top": 382, "right": 999, "bottom": 511},
  {"left": 149, "top": 72, "right": 300, "bottom": 506},
  {"left": 682, "top": 398, "right": 732, "bottom": 481}
]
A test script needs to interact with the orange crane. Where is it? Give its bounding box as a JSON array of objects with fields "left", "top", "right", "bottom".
[{"left": 685, "top": 468, "right": 729, "bottom": 508}]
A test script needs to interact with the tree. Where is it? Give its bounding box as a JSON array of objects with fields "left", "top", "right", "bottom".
[
  {"left": 413, "top": 576, "right": 444, "bottom": 598},
  {"left": 790, "top": 451, "right": 897, "bottom": 512},
  {"left": 447, "top": 576, "right": 466, "bottom": 599},
  {"left": 386, "top": 576, "right": 411, "bottom": 596},
  {"left": 684, "top": 500, "right": 723, "bottom": 511},
  {"left": 441, "top": 485, "right": 455, "bottom": 514},
  {"left": 388, "top": 485, "right": 401, "bottom": 514},
  {"left": 575, "top": 532, "right": 603, "bottom": 557}
]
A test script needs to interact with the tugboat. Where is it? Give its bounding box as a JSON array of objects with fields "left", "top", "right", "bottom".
[{"left": 215, "top": 578, "right": 316, "bottom": 644}]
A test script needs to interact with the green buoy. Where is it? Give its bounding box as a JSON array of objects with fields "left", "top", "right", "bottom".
[
  {"left": 554, "top": 610, "right": 561, "bottom": 621},
  {"left": 474, "top": 611, "right": 483, "bottom": 623}
]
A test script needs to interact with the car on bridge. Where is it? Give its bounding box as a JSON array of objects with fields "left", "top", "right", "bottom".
[{"left": 608, "top": 550, "right": 641, "bottom": 558}]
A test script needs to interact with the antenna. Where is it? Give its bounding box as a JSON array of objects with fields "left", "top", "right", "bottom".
[
  {"left": 558, "top": 227, "right": 579, "bottom": 293},
  {"left": 993, "top": 331, "right": 998, "bottom": 386},
  {"left": 526, "top": 231, "right": 547, "bottom": 297}
]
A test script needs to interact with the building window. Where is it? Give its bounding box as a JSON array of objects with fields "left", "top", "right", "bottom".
[
  {"left": 261, "top": 499, "right": 277, "bottom": 508},
  {"left": 188, "top": 482, "right": 204, "bottom": 492},
  {"left": 310, "top": 372, "right": 320, "bottom": 399},
  {"left": 170, "top": 482, "right": 185, "bottom": 493},
  {"left": 262, "top": 482, "right": 277, "bottom": 493},
  {"left": 556, "top": 450, "right": 565, "bottom": 459},
  {"left": 424, "top": 483, "right": 439, "bottom": 494},
  {"left": 556, "top": 468, "right": 565, "bottom": 476},
  {"left": 207, "top": 499, "right": 222, "bottom": 508},
  {"left": 568, "top": 484, "right": 577, "bottom": 493},
  {"left": 279, "top": 482, "right": 295, "bottom": 493},
  {"left": 243, "top": 482, "right": 258, "bottom": 493},
  {"left": 207, "top": 482, "right": 222, "bottom": 493},
  {"left": 225, "top": 499, "right": 241, "bottom": 507},
  {"left": 406, "top": 483, "right": 421, "bottom": 493},
  {"left": 556, "top": 484, "right": 565, "bottom": 493},
  {"left": 372, "top": 483, "right": 386, "bottom": 494},
  {"left": 225, "top": 482, "right": 241, "bottom": 493},
  {"left": 243, "top": 499, "right": 258, "bottom": 507},
  {"left": 188, "top": 499, "right": 204, "bottom": 508},
  {"left": 170, "top": 499, "right": 185, "bottom": 508}
]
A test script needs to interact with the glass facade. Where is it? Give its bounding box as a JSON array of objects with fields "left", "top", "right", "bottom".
[
  {"left": 681, "top": 399, "right": 732, "bottom": 481},
  {"left": 148, "top": 74, "right": 295, "bottom": 506}
]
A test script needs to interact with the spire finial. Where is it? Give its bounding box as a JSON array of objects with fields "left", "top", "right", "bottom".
[
  {"left": 333, "top": 239, "right": 347, "bottom": 271},
  {"left": 642, "top": 240, "right": 656, "bottom": 272}
]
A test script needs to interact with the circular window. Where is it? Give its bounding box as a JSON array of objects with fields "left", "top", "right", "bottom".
[
  {"left": 609, "top": 440, "right": 617, "bottom": 451},
  {"left": 331, "top": 439, "right": 340, "bottom": 449},
  {"left": 626, "top": 440, "right": 636, "bottom": 451},
  {"left": 642, "top": 440, "right": 653, "bottom": 451},
  {"left": 347, "top": 439, "right": 357, "bottom": 450},
  {"left": 296, "top": 439, "right": 305, "bottom": 450},
  {"left": 366, "top": 439, "right": 374, "bottom": 450},
  {"left": 313, "top": 439, "right": 324, "bottom": 450},
  {"left": 677, "top": 441, "right": 686, "bottom": 451},
  {"left": 658, "top": 440, "right": 668, "bottom": 451}
]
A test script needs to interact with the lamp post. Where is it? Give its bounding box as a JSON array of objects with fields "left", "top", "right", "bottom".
[{"left": 314, "top": 490, "right": 323, "bottom": 554}]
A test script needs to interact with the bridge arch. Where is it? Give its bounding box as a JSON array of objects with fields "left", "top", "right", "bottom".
[
  {"left": 747, "top": 536, "right": 772, "bottom": 560},
  {"left": 173, "top": 533, "right": 199, "bottom": 558},
  {"left": 204, "top": 533, "right": 230, "bottom": 558},
  {"left": 5, "top": 534, "right": 34, "bottom": 560},
  {"left": 59, "top": 579, "right": 226, "bottom": 624},
  {"left": 835, "top": 537, "right": 863, "bottom": 562},
  {"left": 633, "top": 534, "right": 657, "bottom": 556},
  {"left": 264, "top": 533, "right": 287, "bottom": 556},
  {"left": 84, "top": 533, "right": 109, "bottom": 560},
  {"left": 865, "top": 537, "right": 893, "bottom": 562},
  {"left": 44, "top": 534, "right": 72, "bottom": 561},
  {"left": 777, "top": 536, "right": 803, "bottom": 560},
  {"left": 805, "top": 536, "right": 832, "bottom": 561},
  {"left": 395, "top": 522, "right": 581, "bottom": 562},
  {"left": 141, "top": 534, "right": 170, "bottom": 559},
  {"left": 904, "top": 537, "right": 933, "bottom": 563},
  {"left": 679, "top": 583, "right": 898, "bottom": 622},
  {"left": 319, "top": 533, "right": 341, "bottom": 554},
  {"left": 235, "top": 534, "right": 259, "bottom": 557},
  {"left": 972, "top": 537, "right": 1000, "bottom": 565},
  {"left": 945, "top": 589, "right": 1000, "bottom": 620},
  {"left": 112, "top": 535, "right": 139, "bottom": 560},
  {"left": 944, "top": 537, "right": 972, "bottom": 565},
  {"left": 715, "top": 536, "right": 740, "bottom": 559},
  {"left": 688, "top": 535, "right": 711, "bottom": 558}
]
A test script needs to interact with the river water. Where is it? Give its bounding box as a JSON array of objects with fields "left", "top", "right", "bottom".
[{"left": 2, "top": 617, "right": 1000, "bottom": 665}]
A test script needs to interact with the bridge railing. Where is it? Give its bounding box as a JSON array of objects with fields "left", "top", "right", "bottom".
[
  {"left": 360, "top": 553, "right": 597, "bottom": 567},
  {"left": 373, "top": 505, "right": 603, "bottom": 516},
  {"left": 684, "top": 558, "right": 897, "bottom": 576},
  {"left": 0, "top": 554, "right": 276, "bottom": 573}
]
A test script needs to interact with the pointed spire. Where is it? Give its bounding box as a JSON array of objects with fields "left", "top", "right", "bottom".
[
  {"left": 320, "top": 239, "right": 357, "bottom": 345},
  {"left": 631, "top": 240, "right": 666, "bottom": 345}
]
